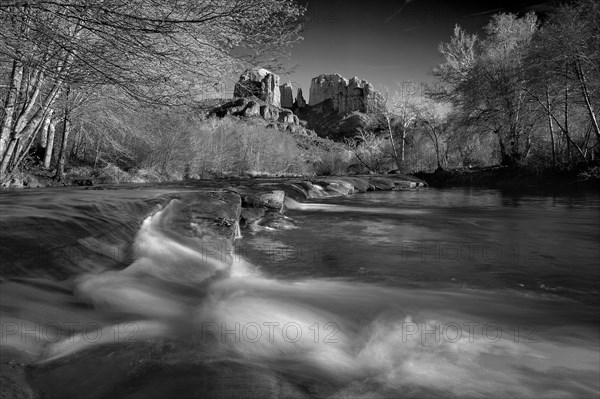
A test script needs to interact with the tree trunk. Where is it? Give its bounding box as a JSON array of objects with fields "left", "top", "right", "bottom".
[
  {"left": 44, "top": 118, "right": 58, "bottom": 169},
  {"left": 575, "top": 59, "right": 600, "bottom": 143},
  {"left": 525, "top": 85, "right": 587, "bottom": 164},
  {"left": 400, "top": 130, "right": 406, "bottom": 163},
  {"left": 0, "top": 139, "right": 18, "bottom": 174},
  {"left": 13, "top": 121, "right": 42, "bottom": 170},
  {"left": 565, "top": 79, "right": 571, "bottom": 163},
  {"left": 13, "top": 71, "right": 43, "bottom": 135},
  {"left": 434, "top": 135, "right": 442, "bottom": 170},
  {"left": 386, "top": 115, "right": 401, "bottom": 171},
  {"left": 499, "top": 136, "right": 510, "bottom": 166},
  {"left": 0, "top": 60, "right": 23, "bottom": 165},
  {"left": 545, "top": 86, "right": 556, "bottom": 168},
  {"left": 40, "top": 109, "right": 54, "bottom": 148},
  {"left": 55, "top": 86, "right": 71, "bottom": 181}
]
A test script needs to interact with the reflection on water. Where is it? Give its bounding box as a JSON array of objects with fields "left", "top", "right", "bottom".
[{"left": 0, "top": 187, "right": 599, "bottom": 398}]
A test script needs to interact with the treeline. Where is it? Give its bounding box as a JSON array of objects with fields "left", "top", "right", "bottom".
[
  {"left": 1, "top": 1, "right": 597, "bottom": 187},
  {"left": 0, "top": 0, "right": 306, "bottom": 186},
  {"left": 352, "top": 0, "right": 599, "bottom": 175}
]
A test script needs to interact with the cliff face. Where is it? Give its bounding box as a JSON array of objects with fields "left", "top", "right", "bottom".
[
  {"left": 308, "top": 74, "right": 379, "bottom": 113},
  {"left": 234, "top": 68, "right": 281, "bottom": 107},
  {"left": 228, "top": 68, "right": 382, "bottom": 140},
  {"left": 280, "top": 82, "right": 294, "bottom": 108},
  {"left": 295, "top": 88, "right": 306, "bottom": 108},
  {"left": 294, "top": 99, "right": 376, "bottom": 140}
]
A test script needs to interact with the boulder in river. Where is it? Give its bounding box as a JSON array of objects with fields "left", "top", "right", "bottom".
[{"left": 368, "top": 177, "right": 396, "bottom": 190}]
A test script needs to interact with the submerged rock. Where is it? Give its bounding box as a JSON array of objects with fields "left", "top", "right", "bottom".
[{"left": 258, "top": 213, "right": 296, "bottom": 230}]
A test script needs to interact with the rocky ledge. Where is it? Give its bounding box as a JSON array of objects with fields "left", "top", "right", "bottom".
[
  {"left": 223, "top": 174, "right": 428, "bottom": 233},
  {"left": 206, "top": 97, "right": 315, "bottom": 136}
]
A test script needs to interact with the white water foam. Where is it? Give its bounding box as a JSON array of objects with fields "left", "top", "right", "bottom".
[
  {"left": 28, "top": 199, "right": 598, "bottom": 397},
  {"left": 284, "top": 197, "right": 427, "bottom": 215}
]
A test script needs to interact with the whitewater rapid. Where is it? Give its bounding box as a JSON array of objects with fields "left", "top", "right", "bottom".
[{"left": 2, "top": 197, "right": 598, "bottom": 398}]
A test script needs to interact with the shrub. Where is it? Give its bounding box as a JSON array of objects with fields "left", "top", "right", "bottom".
[
  {"left": 189, "top": 116, "right": 310, "bottom": 177},
  {"left": 95, "top": 163, "right": 131, "bottom": 184}
]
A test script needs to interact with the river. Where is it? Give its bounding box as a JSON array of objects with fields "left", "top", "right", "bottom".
[{"left": 1, "top": 185, "right": 599, "bottom": 398}]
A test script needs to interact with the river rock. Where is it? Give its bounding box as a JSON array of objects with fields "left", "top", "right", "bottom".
[
  {"left": 177, "top": 190, "right": 242, "bottom": 240},
  {"left": 296, "top": 181, "right": 326, "bottom": 198},
  {"left": 339, "top": 177, "right": 370, "bottom": 192},
  {"left": 368, "top": 177, "right": 396, "bottom": 190},
  {"left": 259, "top": 183, "right": 310, "bottom": 202},
  {"left": 234, "top": 67, "right": 281, "bottom": 107},
  {"left": 314, "top": 180, "right": 352, "bottom": 196},
  {"left": 235, "top": 187, "right": 285, "bottom": 210},
  {"left": 387, "top": 174, "right": 428, "bottom": 188},
  {"left": 240, "top": 207, "right": 266, "bottom": 227},
  {"left": 330, "top": 179, "right": 355, "bottom": 194},
  {"left": 257, "top": 190, "right": 285, "bottom": 209},
  {"left": 258, "top": 213, "right": 296, "bottom": 230}
]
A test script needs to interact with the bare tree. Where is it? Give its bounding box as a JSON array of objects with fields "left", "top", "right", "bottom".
[
  {"left": 433, "top": 14, "right": 539, "bottom": 166},
  {"left": 0, "top": 0, "right": 306, "bottom": 180}
]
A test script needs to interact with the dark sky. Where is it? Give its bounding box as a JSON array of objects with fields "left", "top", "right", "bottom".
[{"left": 282, "top": 0, "right": 557, "bottom": 99}]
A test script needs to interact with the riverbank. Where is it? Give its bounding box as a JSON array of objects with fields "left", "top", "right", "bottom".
[{"left": 415, "top": 165, "right": 600, "bottom": 190}]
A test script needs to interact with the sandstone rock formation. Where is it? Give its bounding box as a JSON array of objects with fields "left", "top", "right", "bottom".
[
  {"left": 280, "top": 82, "right": 294, "bottom": 108},
  {"left": 214, "top": 68, "right": 384, "bottom": 140},
  {"left": 234, "top": 67, "right": 281, "bottom": 107},
  {"left": 308, "top": 74, "right": 380, "bottom": 113},
  {"left": 206, "top": 97, "right": 314, "bottom": 137},
  {"left": 294, "top": 98, "right": 377, "bottom": 140},
  {"left": 295, "top": 88, "right": 306, "bottom": 108}
]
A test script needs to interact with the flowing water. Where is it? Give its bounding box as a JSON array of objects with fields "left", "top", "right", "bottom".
[{"left": 0, "top": 186, "right": 599, "bottom": 398}]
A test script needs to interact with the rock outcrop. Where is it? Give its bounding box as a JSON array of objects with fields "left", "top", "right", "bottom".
[
  {"left": 280, "top": 82, "right": 294, "bottom": 108},
  {"left": 206, "top": 97, "right": 314, "bottom": 137},
  {"left": 213, "top": 68, "right": 385, "bottom": 140},
  {"left": 294, "top": 98, "right": 377, "bottom": 140},
  {"left": 234, "top": 67, "right": 281, "bottom": 107},
  {"left": 308, "top": 74, "right": 380, "bottom": 113},
  {"left": 295, "top": 88, "right": 306, "bottom": 108}
]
